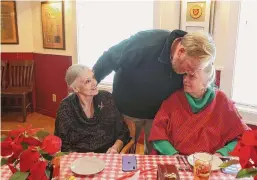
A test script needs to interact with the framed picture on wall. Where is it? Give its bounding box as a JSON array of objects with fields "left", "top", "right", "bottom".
[
  {"left": 186, "top": 1, "right": 206, "bottom": 22},
  {"left": 41, "top": 1, "right": 65, "bottom": 50},
  {"left": 180, "top": 0, "right": 215, "bottom": 35},
  {"left": 1, "top": 1, "right": 19, "bottom": 44}
]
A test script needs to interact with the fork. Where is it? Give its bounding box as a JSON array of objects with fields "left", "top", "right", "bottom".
[
  {"left": 177, "top": 156, "right": 192, "bottom": 172},
  {"left": 176, "top": 156, "right": 187, "bottom": 171},
  {"left": 181, "top": 156, "right": 193, "bottom": 171}
]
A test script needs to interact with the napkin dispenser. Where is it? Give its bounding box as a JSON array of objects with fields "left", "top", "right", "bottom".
[{"left": 157, "top": 164, "right": 180, "bottom": 180}]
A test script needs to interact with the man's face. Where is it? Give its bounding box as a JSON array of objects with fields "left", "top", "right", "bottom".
[{"left": 171, "top": 47, "right": 204, "bottom": 75}]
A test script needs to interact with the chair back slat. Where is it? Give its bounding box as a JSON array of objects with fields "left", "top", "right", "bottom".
[
  {"left": 28, "top": 65, "right": 34, "bottom": 87},
  {"left": 17, "top": 66, "right": 20, "bottom": 86},
  {"left": 1, "top": 60, "right": 8, "bottom": 89},
  {"left": 23, "top": 66, "right": 27, "bottom": 87},
  {"left": 8, "top": 60, "right": 34, "bottom": 89}
]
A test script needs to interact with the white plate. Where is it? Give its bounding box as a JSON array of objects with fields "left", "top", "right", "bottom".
[
  {"left": 187, "top": 153, "right": 223, "bottom": 171},
  {"left": 70, "top": 156, "right": 105, "bottom": 175}
]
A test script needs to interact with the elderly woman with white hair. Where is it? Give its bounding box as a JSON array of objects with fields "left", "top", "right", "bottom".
[
  {"left": 54, "top": 64, "right": 129, "bottom": 153},
  {"left": 149, "top": 63, "right": 250, "bottom": 156}
]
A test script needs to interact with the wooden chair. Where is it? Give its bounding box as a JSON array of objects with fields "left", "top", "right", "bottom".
[
  {"left": 1, "top": 60, "right": 35, "bottom": 122},
  {"left": 120, "top": 117, "right": 136, "bottom": 154},
  {"left": 1, "top": 60, "right": 8, "bottom": 115}
]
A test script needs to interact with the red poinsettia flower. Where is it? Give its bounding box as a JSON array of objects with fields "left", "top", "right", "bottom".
[
  {"left": 1, "top": 137, "right": 13, "bottom": 156},
  {"left": 41, "top": 135, "right": 62, "bottom": 155},
  {"left": 230, "top": 130, "right": 257, "bottom": 168},
  {"left": 11, "top": 143, "right": 23, "bottom": 158},
  {"left": 7, "top": 164, "right": 17, "bottom": 174},
  {"left": 8, "top": 129, "right": 25, "bottom": 138},
  {"left": 19, "top": 149, "right": 40, "bottom": 172},
  {"left": 1, "top": 134, "right": 24, "bottom": 158},
  {"left": 28, "top": 161, "right": 48, "bottom": 180},
  {"left": 8, "top": 125, "right": 41, "bottom": 138},
  {"left": 23, "top": 137, "right": 41, "bottom": 146},
  {"left": 241, "top": 130, "right": 257, "bottom": 146}
]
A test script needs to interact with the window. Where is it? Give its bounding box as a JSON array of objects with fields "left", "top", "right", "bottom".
[
  {"left": 76, "top": 1, "right": 154, "bottom": 84},
  {"left": 220, "top": 1, "right": 257, "bottom": 125},
  {"left": 232, "top": 0, "right": 257, "bottom": 108}
]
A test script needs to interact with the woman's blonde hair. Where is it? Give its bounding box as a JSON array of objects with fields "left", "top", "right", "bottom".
[
  {"left": 203, "top": 62, "right": 216, "bottom": 88},
  {"left": 65, "top": 64, "right": 89, "bottom": 91},
  {"left": 181, "top": 32, "right": 216, "bottom": 64}
]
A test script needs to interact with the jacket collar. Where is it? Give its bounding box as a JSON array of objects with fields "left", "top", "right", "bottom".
[{"left": 158, "top": 30, "right": 187, "bottom": 65}]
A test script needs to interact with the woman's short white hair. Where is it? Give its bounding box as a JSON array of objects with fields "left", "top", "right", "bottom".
[
  {"left": 65, "top": 64, "right": 90, "bottom": 90},
  {"left": 203, "top": 62, "right": 216, "bottom": 88}
]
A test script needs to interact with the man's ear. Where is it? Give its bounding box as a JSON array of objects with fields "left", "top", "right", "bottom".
[{"left": 178, "top": 46, "right": 186, "bottom": 56}]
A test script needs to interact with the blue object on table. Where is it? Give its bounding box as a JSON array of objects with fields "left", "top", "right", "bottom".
[
  {"left": 122, "top": 156, "right": 137, "bottom": 172},
  {"left": 222, "top": 164, "right": 239, "bottom": 174}
]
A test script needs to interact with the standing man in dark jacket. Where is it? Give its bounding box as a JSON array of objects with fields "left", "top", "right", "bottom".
[{"left": 93, "top": 29, "right": 216, "bottom": 154}]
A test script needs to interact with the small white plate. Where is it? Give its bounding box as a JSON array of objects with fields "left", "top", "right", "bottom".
[
  {"left": 187, "top": 153, "right": 223, "bottom": 171},
  {"left": 70, "top": 156, "right": 105, "bottom": 175}
]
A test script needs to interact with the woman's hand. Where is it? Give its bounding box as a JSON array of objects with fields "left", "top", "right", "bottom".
[
  {"left": 214, "top": 152, "right": 222, "bottom": 157},
  {"left": 106, "top": 140, "right": 123, "bottom": 154},
  {"left": 106, "top": 147, "right": 119, "bottom": 154}
]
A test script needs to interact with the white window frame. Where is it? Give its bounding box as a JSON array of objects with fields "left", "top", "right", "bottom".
[{"left": 220, "top": 1, "right": 257, "bottom": 125}]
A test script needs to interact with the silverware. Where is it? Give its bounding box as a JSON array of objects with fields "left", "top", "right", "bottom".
[
  {"left": 180, "top": 156, "right": 187, "bottom": 166},
  {"left": 182, "top": 156, "right": 193, "bottom": 171},
  {"left": 176, "top": 156, "right": 181, "bottom": 165},
  {"left": 177, "top": 156, "right": 192, "bottom": 172}
]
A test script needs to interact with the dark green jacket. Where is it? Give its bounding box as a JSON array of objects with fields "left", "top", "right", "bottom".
[{"left": 93, "top": 29, "right": 187, "bottom": 119}]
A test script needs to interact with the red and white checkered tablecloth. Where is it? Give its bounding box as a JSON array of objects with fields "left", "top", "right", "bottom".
[
  {"left": 59, "top": 153, "right": 252, "bottom": 180},
  {"left": 0, "top": 153, "right": 253, "bottom": 180},
  {"left": 1, "top": 165, "right": 11, "bottom": 180}
]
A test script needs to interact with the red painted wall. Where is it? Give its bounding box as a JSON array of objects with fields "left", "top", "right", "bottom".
[
  {"left": 1, "top": 52, "right": 34, "bottom": 61},
  {"left": 1, "top": 52, "right": 72, "bottom": 118},
  {"left": 215, "top": 70, "right": 221, "bottom": 88},
  {"left": 33, "top": 53, "right": 72, "bottom": 117}
]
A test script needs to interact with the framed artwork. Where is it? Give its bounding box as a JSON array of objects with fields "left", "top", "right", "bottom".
[
  {"left": 1, "top": 1, "right": 19, "bottom": 44},
  {"left": 186, "top": 1, "right": 206, "bottom": 22},
  {"left": 180, "top": 0, "right": 215, "bottom": 34},
  {"left": 41, "top": 1, "right": 65, "bottom": 50}
]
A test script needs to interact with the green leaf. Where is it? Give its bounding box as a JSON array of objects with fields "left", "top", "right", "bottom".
[
  {"left": 39, "top": 149, "right": 48, "bottom": 155},
  {"left": 236, "top": 168, "right": 257, "bottom": 178},
  {"left": 45, "top": 168, "right": 51, "bottom": 178},
  {"left": 21, "top": 142, "right": 29, "bottom": 150},
  {"left": 55, "top": 152, "right": 69, "bottom": 157},
  {"left": 36, "top": 130, "right": 49, "bottom": 140},
  {"left": 219, "top": 159, "right": 240, "bottom": 168},
  {"left": 1, "top": 158, "right": 8, "bottom": 166},
  {"left": 10, "top": 172, "right": 29, "bottom": 180},
  {"left": 42, "top": 154, "right": 53, "bottom": 161},
  {"left": 1, "top": 135, "right": 7, "bottom": 142}
]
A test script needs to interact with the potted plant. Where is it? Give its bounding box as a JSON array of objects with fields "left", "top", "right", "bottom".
[
  {"left": 1, "top": 125, "right": 68, "bottom": 180},
  {"left": 220, "top": 130, "right": 257, "bottom": 179}
]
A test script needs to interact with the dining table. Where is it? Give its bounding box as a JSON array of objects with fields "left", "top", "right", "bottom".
[{"left": 0, "top": 152, "right": 253, "bottom": 180}]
